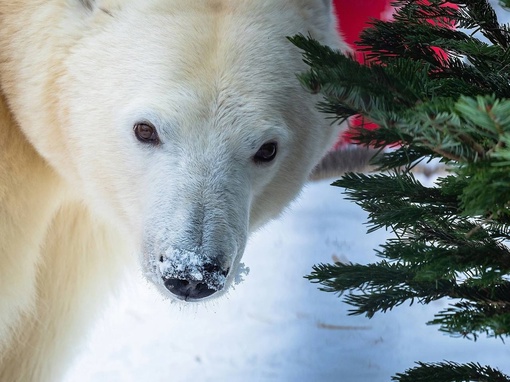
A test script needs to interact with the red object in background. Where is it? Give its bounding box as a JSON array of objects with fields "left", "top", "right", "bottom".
[
  {"left": 331, "top": 1, "right": 458, "bottom": 148},
  {"left": 332, "top": 0, "right": 393, "bottom": 147},
  {"left": 333, "top": 1, "right": 393, "bottom": 60}
]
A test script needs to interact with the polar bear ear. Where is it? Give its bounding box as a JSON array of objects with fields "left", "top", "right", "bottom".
[
  {"left": 322, "top": 0, "right": 332, "bottom": 13},
  {"left": 78, "top": 0, "right": 95, "bottom": 11},
  {"left": 304, "top": 0, "right": 349, "bottom": 52}
]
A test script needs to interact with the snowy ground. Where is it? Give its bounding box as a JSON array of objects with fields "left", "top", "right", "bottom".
[{"left": 65, "top": 180, "right": 510, "bottom": 382}]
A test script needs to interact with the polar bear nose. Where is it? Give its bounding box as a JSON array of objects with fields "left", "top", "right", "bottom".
[
  {"left": 163, "top": 263, "right": 228, "bottom": 301},
  {"left": 164, "top": 278, "right": 216, "bottom": 300}
]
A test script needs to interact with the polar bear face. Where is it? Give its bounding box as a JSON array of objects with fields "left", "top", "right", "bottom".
[{"left": 2, "top": 0, "right": 344, "bottom": 301}]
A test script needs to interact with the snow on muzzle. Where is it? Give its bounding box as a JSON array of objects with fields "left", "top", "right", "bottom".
[
  {"left": 158, "top": 247, "right": 230, "bottom": 300},
  {"left": 144, "top": 183, "right": 250, "bottom": 302}
]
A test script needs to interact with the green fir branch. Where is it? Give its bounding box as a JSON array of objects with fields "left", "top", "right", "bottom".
[
  {"left": 429, "top": 301, "right": 510, "bottom": 340},
  {"left": 308, "top": 260, "right": 510, "bottom": 321},
  {"left": 392, "top": 361, "right": 510, "bottom": 382},
  {"left": 292, "top": 0, "right": 510, "bottom": 378}
]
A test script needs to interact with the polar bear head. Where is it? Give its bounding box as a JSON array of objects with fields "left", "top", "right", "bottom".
[{"left": 2, "top": 0, "right": 346, "bottom": 301}]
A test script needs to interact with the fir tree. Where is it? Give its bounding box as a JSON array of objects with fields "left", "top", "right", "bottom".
[{"left": 289, "top": 1, "right": 510, "bottom": 380}]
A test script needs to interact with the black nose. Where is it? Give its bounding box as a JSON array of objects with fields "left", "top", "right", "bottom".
[
  {"left": 164, "top": 278, "right": 217, "bottom": 300},
  {"left": 163, "top": 263, "right": 228, "bottom": 301}
]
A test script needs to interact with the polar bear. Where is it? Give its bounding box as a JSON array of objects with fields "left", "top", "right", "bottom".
[{"left": 0, "top": 0, "right": 347, "bottom": 380}]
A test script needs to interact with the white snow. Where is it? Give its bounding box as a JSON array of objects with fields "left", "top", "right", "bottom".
[
  {"left": 158, "top": 248, "right": 206, "bottom": 282},
  {"left": 65, "top": 180, "right": 510, "bottom": 382},
  {"left": 157, "top": 247, "right": 249, "bottom": 292}
]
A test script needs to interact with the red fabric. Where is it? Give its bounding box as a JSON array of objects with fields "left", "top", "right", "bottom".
[
  {"left": 332, "top": 0, "right": 393, "bottom": 147},
  {"left": 332, "top": 0, "right": 393, "bottom": 60},
  {"left": 331, "top": 1, "right": 457, "bottom": 148},
  {"left": 423, "top": 1, "right": 459, "bottom": 60}
]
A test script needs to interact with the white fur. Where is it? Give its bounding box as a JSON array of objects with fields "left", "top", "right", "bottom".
[{"left": 0, "top": 0, "right": 348, "bottom": 380}]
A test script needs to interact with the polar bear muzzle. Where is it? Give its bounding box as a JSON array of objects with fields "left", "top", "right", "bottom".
[
  {"left": 154, "top": 245, "right": 236, "bottom": 302},
  {"left": 162, "top": 261, "right": 229, "bottom": 300}
]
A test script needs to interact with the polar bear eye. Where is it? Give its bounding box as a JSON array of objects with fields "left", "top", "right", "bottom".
[
  {"left": 253, "top": 141, "right": 278, "bottom": 164},
  {"left": 134, "top": 122, "right": 159, "bottom": 144}
]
